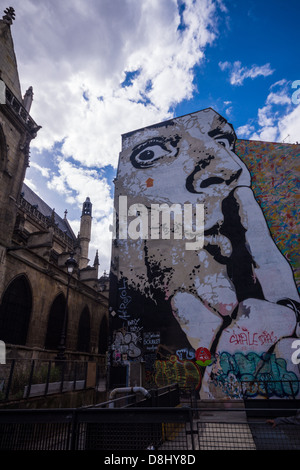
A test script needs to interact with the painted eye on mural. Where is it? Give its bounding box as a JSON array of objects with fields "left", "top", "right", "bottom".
[
  {"left": 215, "top": 136, "right": 232, "bottom": 150},
  {"left": 208, "top": 128, "right": 235, "bottom": 151},
  {"left": 130, "top": 137, "right": 179, "bottom": 168}
]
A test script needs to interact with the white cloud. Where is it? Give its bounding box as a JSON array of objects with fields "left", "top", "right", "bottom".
[
  {"left": 12, "top": 0, "right": 222, "bottom": 169},
  {"left": 225, "top": 106, "right": 232, "bottom": 117},
  {"left": 219, "top": 60, "right": 274, "bottom": 86},
  {"left": 23, "top": 177, "right": 38, "bottom": 193},
  {"left": 29, "top": 161, "right": 51, "bottom": 178},
  {"left": 46, "top": 158, "right": 115, "bottom": 271},
  {"left": 278, "top": 104, "right": 300, "bottom": 143},
  {"left": 236, "top": 123, "right": 255, "bottom": 138},
  {"left": 9, "top": 0, "right": 226, "bottom": 273},
  {"left": 238, "top": 79, "right": 300, "bottom": 144},
  {"left": 266, "top": 91, "right": 291, "bottom": 106},
  {"left": 47, "top": 160, "right": 113, "bottom": 219},
  {"left": 257, "top": 105, "right": 274, "bottom": 128},
  {"left": 270, "top": 79, "right": 287, "bottom": 89}
]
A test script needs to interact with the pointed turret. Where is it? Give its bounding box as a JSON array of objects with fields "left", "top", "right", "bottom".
[
  {"left": 0, "top": 7, "right": 22, "bottom": 101},
  {"left": 93, "top": 249, "right": 99, "bottom": 278},
  {"left": 23, "top": 86, "right": 34, "bottom": 112},
  {"left": 0, "top": 7, "right": 40, "bottom": 247}
]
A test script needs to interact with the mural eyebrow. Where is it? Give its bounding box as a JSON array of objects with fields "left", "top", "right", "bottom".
[
  {"left": 130, "top": 137, "right": 169, "bottom": 168},
  {"left": 208, "top": 127, "right": 235, "bottom": 146},
  {"left": 132, "top": 137, "right": 167, "bottom": 153},
  {"left": 130, "top": 135, "right": 181, "bottom": 168}
]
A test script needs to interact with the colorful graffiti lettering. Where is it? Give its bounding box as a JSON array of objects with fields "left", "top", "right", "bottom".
[
  {"left": 154, "top": 355, "right": 201, "bottom": 390},
  {"left": 113, "top": 329, "right": 142, "bottom": 360},
  {"left": 176, "top": 348, "right": 195, "bottom": 361},
  {"left": 211, "top": 351, "right": 299, "bottom": 398}
]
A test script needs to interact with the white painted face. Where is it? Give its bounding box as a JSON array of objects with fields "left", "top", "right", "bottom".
[
  {"left": 118, "top": 109, "right": 250, "bottom": 231},
  {"left": 115, "top": 109, "right": 250, "bottom": 308}
]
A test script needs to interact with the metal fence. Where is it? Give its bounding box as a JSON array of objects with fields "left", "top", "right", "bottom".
[
  {"left": 0, "top": 358, "right": 106, "bottom": 402},
  {"left": 0, "top": 405, "right": 299, "bottom": 451},
  {"left": 240, "top": 379, "right": 299, "bottom": 399},
  {"left": 93, "top": 383, "right": 181, "bottom": 409}
]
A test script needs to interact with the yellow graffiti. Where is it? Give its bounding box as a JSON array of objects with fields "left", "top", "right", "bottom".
[{"left": 154, "top": 355, "right": 201, "bottom": 389}]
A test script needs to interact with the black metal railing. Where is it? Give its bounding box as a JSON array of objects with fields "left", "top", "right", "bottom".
[
  {"left": 92, "top": 383, "right": 180, "bottom": 409},
  {"left": 4, "top": 85, "right": 39, "bottom": 133},
  {"left": 0, "top": 405, "right": 299, "bottom": 451},
  {"left": 240, "top": 379, "right": 300, "bottom": 399},
  {"left": 0, "top": 358, "right": 106, "bottom": 402}
]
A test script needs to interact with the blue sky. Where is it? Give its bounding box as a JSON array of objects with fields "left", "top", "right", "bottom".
[
  {"left": 174, "top": 0, "right": 300, "bottom": 133},
  {"left": 7, "top": 0, "right": 300, "bottom": 273}
]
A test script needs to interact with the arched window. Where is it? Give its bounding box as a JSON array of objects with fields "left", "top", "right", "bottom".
[
  {"left": 45, "top": 293, "right": 66, "bottom": 350},
  {"left": 77, "top": 307, "right": 90, "bottom": 352},
  {"left": 98, "top": 316, "right": 108, "bottom": 354},
  {"left": 0, "top": 275, "right": 32, "bottom": 345}
]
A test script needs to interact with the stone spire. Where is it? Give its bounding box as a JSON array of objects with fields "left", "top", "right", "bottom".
[
  {"left": 93, "top": 249, "right": 99, "bottom": 267},
  {"left": 0, "top": 7, "right": 22, "bottom": 101},
  {"left": 93, "top": 250, "right": 99, "bottom": 278},
  {"left": 78, "top": 197, "right": 92, "bottom": 270},
  {"left": 23, "top": 86, "right": 34, "bottom": 112}
]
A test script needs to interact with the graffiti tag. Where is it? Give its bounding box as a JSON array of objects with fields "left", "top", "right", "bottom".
[
  {"left": 228, "top": 328, "right": 277, "bottom": 347},
  {"left": 154, "top": 354, "right": 201, "bottom": 390},
  {"left": 118, "top": 278, "right": 132, "bottom": 320},
  {"left": 212, "top": 351, "right": 299, "bottom": 398}
]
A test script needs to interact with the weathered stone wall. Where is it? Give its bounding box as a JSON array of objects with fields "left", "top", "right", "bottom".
[{"left": 3, "top": 250, "right": 107, "bottom": 356}]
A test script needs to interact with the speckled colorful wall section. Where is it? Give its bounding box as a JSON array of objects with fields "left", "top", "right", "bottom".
[{"left": 236, "top": 140, "right": 300, "bottom": 293}]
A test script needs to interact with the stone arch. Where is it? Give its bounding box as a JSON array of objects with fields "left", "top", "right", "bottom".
[
  {"left": 98, "top": 315, "right": 108, "bottom": 354},
  {"left": 77, "top": 306, "right": 90, "bottom": 353},
  {"left": 44, "top": 293, "right": 66, "bottom": 350},
  {"left": 0, "top": 274, "right": 32, "bottom": 345}
]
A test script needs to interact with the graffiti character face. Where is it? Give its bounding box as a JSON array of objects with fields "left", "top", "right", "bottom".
[
  {"left": 119, "top": 109, "right": 250, "bottom": 230},
  {"left": 111, "top": 108, "right": 300, "bottom": 398}
]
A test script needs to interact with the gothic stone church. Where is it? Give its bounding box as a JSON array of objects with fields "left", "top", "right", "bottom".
[{"left": 0, "top": 8, "right": 108, "bottom": 365}]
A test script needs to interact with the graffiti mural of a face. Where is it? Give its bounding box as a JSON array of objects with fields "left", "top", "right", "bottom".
[{"left": 110, "top": 108, "right": 300, "bottom": 398}]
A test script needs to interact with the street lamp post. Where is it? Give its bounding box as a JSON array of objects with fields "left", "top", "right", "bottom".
[{"left": 56, "top": 253, "right": 78, "bottom": 361}]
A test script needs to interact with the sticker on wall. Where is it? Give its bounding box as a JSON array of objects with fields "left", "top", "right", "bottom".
[
  {"left": 195, "top": 347, "right": 212, "bottom": 366},
  {"left": 146, "top": 177, "right": 154, "bottom": 188}
]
